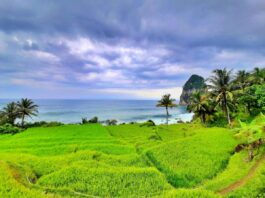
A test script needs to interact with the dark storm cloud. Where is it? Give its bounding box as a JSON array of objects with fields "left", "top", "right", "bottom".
[{"left": 0, "top": 0, "right": 265, "bottom": 98}]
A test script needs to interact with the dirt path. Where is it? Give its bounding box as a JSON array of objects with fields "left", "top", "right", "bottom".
[{"left": 218, "top": 155, "right": 265, "bottom": 195}]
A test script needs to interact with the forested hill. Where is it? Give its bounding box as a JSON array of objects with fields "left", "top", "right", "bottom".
[{"left": 179, "top": 74, "right": 206, "bottom": 105}]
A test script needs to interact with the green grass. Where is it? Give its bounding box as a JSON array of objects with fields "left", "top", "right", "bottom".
[
  {"left": 146, "top": 127, "right": 237, "bottom": 187},
  {"left": 158, "top": 189, "right": 221, "bottom": 198},
  {"left": 0, "top": 122, "right": 264, "bottom": 197},
  {"left": 38, "top": 166, "right": 172, "bottom": 197},
  {"left": 202, "top": 151, "right": 256, "bottom": 192},
  {"left": 225, "top": 150, "right": 265, "bottom": 198}
]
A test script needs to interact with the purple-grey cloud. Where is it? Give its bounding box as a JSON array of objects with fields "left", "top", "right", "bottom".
[{"left": 0, "top": 0, "right": 265, "bottom": 99}]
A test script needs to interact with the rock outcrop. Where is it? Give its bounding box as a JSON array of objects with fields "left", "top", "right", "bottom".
[{"left": 179, "top": 74, "right": 206, "bottom": 105}]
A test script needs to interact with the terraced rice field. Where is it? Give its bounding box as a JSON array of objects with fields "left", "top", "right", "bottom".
[{"left": 0, "top": 123, "right": 264, "bottom": 197}]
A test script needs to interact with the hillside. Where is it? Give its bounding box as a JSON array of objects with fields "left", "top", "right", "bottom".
[
  {"left": 0, "top": 122, "right": 264, "bottom": 197},
  {"left": 179, "top": 74, "right": 206, "bottom": 105}
]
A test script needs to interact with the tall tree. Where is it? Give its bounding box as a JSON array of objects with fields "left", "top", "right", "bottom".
[
  {"left": 17, "top": 98, "right": 38, "bottom": 127},
  {"left": 187, "top": 92, "right": 211, "bottom": 123},
  {"left": 251, "top": 67, "right": 265, "bottom": 85},
  {"left": 208, "top": 68, "right": 234, "bottom": 125},
  {"left": 234, "top": 70, "right": 250, "bottom": 91},
  {"left": 156, "top": 94, "right": 177, "bottom": 125},
  {"left": 0, "top": 102, "right": 18, "bottom": 125}
]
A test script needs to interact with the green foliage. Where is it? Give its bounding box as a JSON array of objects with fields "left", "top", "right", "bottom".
[
  {"left": 16, "top": 98, "right": 38, "bottom": 127},
  {"left": 187, "top": 67, "right": 265, "bottom": 125},
  {"left": 182, "top": 74, "right": 206, "bottom": 91},
  {"left": 202, "top": 151, "right": 255, "bottom": 191},
  {"left": 0, "top": 99, "right": 39, "bottom": 127},
  {"left": 160, "top": 189, "right": 221, "bottom": 198},
  {"left": 187, "top": 91, "right": 215, "bottom": 123},
  {"left": 88, "top": 116, "right": 99, "bottom": 123},
  {"left": 146, "top": 128, "right": 236, "bottom": 187},
  {"left": 234, "top": 114, "right": 265, "bottom": 144},
  {"left": 0, "top": 102, "right": 19, "bottom": 125},
  {"left": 140, "top": 120, "right": 156, "bottom": 127},
  {"left": 0, "top": 123, "right": 20, "bottom": 134},
  {"left": 0, "top": 162, "right": 46, "bottom": 198},
  {"left": 105, "top": 119, "right": 118, "bottom": 125},
  {"left": 157, "top": 94, "right": 177, "bottom": 124},
  {"left": 226, "top": 154, "right": 265, "bottom": 198},
  {"left": 23, "top": 121, "right": 63, "bottom": 128},
  {"left": 238, "top": 84, "right": 265, "bottom": 116},
  {"left": 38, "top": 166, "right": 171, "bottom": 197},
  {"left": 0, "top": 122, "right": 264, "bottom": 197},
  {"left": 82, "top": 116, "right": 99, "bottom": 124}
]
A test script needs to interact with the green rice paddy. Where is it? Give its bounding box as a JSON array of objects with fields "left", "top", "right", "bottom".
[{"left": 0, "top": 123, "right": 264, "bottom": 197}]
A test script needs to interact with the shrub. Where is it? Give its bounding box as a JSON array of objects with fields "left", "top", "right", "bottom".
[
  {"left": 42, "top": 122, "right": 63, "bottom": 127},
  {"left": 82, "top": 117, "right": 99, "bottom": 124},
  {"left": 105, "top": 119, "right": 118, "bottom": 126},
  {"left": 88, "top": 116, "right": 98, "bottom": 123},
  {"left": 140, "top": 120, "right": 156, "bottom": 127},
  {"left": 81, "top": 118, "right": 88, "bottom": 124},
  {"left": 0, "top": 113, "right": 8, "bottom": 125},
  {"left": 24, "top": 121, "right": 63, "bottom": 128},
  {"left": 0, "top": 124, "right": 20, "bottom": 134}
]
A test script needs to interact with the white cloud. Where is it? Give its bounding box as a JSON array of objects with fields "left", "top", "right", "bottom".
[
  {"left": 143, "top": 64, "right": 204, "bottom": 77},
  {"left": 63, "top": 36, "right": 170, "bottom": 69},
  {"left": 66, "top": 37, "right": 96, "bottom": 55},
  {"left": 23, "top": 50, "right": 60, "bottom": 63},
  {"left": 78, "top": 69, "right": 131, "bottom": 84},
  {"left": 26, "top": 39, "right": 33, "bottom": 47},
  {"left": 100, "top": 87, "right": 182, "bottom": 99}
]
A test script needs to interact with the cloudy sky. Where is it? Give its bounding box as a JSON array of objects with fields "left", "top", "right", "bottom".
[{"left": 0, "top": 0, "right": 265, "bottom": 99}]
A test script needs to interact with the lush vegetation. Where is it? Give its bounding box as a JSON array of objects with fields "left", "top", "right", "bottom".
[
  {"left": 0, "top": 117, "right": 263, "bottom": 197},
  {"left": 188, "top": 67, "right": 265, "bottom": 125},
  {"left": 0, "top": 67, "right": 264, "bottom": 197},
  {"left": 0, "top": 98, "right": 39, "bottom": 133},
  {"left": 188, "top": 67, "right": 265, "bottom": 162},
  {"left": 156, "top": 94, "right": 177, "bottom": 125}
]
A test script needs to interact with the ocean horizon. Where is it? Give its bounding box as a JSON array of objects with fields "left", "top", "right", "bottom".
[{"left": 0, "top": 99, "right": 193, "bottom": 124}]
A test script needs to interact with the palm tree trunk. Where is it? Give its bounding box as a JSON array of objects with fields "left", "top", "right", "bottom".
[
  {"left": 226, "top": 105, "right": 231, "bottom": 125},
  {"left": 202, "top": 113, "right": 206, "bottom": 124},
  {"left": 166, "top": 106, "right": 169, "bottom": 125},
  {"left": 223, "top": 93, "right": 231, "bottom": 125},
  {"left": 21, "top": 114, "right": 25, "bottom": 127}
]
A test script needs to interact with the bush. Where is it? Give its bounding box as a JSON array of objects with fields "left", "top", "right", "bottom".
[
  {"left": 140, "top": 120, "right": 156, "bottom": 127},
  {"left": 88, "top": 116, "right": 98, "bottom": 123},
  {"left": 0, "top": 124, "right": 20, "bottom": 134},
  {"left": 0, "top": 113, "right": 8, "bottom": 125},
  {"left": 23, "top": 121, "right": 63, "bottom": 128},
  {"left": 42, "top": 122, "right": 63, "bottom": 127},
  {"left": 82, "top": 117, "right": 99, "bottom": 124},
  {"left": 81, "top": 118, "right": 88, "bottom": 124},
  {"left": 105, "top": 119, "right": 118, "bottom": 126}
]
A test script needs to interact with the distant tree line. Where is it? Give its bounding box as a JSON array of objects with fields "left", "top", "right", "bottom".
[{"left": 81, "top": 116, "right": 118, "bottom": 126}]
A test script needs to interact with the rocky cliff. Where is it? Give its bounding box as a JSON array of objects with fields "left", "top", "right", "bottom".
[{"left": 179, "top": 74, "right": 206, "bottom": 105}]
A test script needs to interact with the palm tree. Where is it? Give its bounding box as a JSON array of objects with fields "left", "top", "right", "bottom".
[
  {"left": 208, "top": 68, "right": 233, "bottom": 125},
  {"left": 251, "top": 67, "right": 265, "bottom": 85},
  {"left": 156, "top": 94, "right": 177, "bottom": 125},
  {"left": 187, "top": 92, "right": 210, "bottom": 123},
  {"left": 0, "top": 102, "right": 18, "bottom": 125},
  {"left": 234, "top": 70, "right": 250, "bottom": 91},
  {"left": 17, "top": 98, "right": 38, "bottom": 127}
]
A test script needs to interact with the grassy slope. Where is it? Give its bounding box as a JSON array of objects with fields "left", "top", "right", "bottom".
[{"left": 0, "top": 122, "right": 263, "bottom": 197}]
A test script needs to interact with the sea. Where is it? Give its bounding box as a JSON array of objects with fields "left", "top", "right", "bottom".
[{"left": 0, "top": 99, "right": 193, "bottom": 124}]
